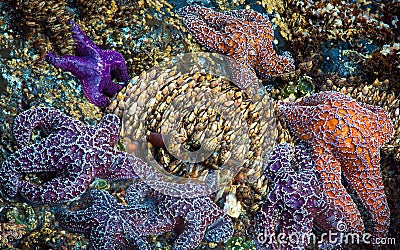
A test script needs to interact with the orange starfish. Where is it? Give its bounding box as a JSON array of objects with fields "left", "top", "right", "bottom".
[
  {"left": 278, "top": 91, "right": 393, "bottom": 239},
  {"left": 178, "top": 6, "right": 295, "bottom": 90}
]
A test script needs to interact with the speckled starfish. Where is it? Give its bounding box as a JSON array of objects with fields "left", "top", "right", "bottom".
[
  {"left": 0, "top": 107, "right": 212, "bottom": 203},
  {"left": 57, "top": 189, "right": 152, "bottom": 250},
  {"left": 46, "top": 20, "right": 130, "bottom": 107},
  {"left": 126, "top": 182, "right": 233, "bottom": 250},
  {"left": 253, "top": 142, "right": 345, "bottom": 249},
  {"left": 178, "top": 6, "right": 295, "bottom": 90},
  {"left": 278, "top": 91, "right": 393, "bottom": 239}
]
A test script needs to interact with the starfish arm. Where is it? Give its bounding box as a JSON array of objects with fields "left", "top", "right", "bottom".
[
  {"left": 127, "top": 184, "right": 176, "bottom": 235},
  {"left": 13, "top": 107, "right": 79, "bottom": 148},
  {"left": 19, "top": 169, "right": 93, "bottom": 203},
  {"left": 102, "top": 50, "right": 130, "bottom": 83},
  {"left": 57, "top": 209, "right": 98, "bottom": 233},
  {"left": 96, "top": 114, "right": 120, "bottom": 146},
  {"left": 123, "top": 203, "right": 154, "bottom": 226},
  {"left": 0, "top": 139, "right": 69, "bottom": 198},
  {"left": 124, "top": 223, "right": 151, "bottom": 250},
  {"left": 227, "top": 9, "right": 273, "bottom": 30},
  {"left": 293, "top": 142, "right": 315, "bottom": 171},
  {"left": 279, "top": 210, "right": 313, "bottom": 249},
  {"left": 46, "top": 52, "right": 97, "bottom": 80},
  {"left": 257, "top": 52, "right": 295, "bottom": 77},
  {"left": 296, "top": 91, "right": 348, "bottom": 107},
  {"left": 179, "top": 9, "right": 234, "bottom": 55},
  {"left": 102, "top": 152, "right": 140, "bottom": 180},
  {"left": 137, "top": 211, "right": 175, "bottom": 236},
  {"left": 264, "top": 143, "right": 295, "bottom": 181},
  {"left": 204, "top": 214, "right": 233, "bottom": 242},
  {"left": 226, "top": 57, "right": 259, "bottom": 91},
  {"left": 178, "top": 6, "right": 232, "bottom": 30},
  {"left": 253, "top": 198, "right": 281, "bottom": 249},
  {"left": 88, "top": 189, "right": 118, "bottom": 208},
  {"left": 0, "top": 155, "right": 21, "bottom": 198},
  {"left": 342, "top": 156, "right": 390, "bottom": 238},
  {"left": 358, "top": 102, "right": 394, "bottom": 147},
  {"left": 69, "top": 20, "right": 102, "bottom": 60},
  {"left": 277, "top": 103, "right": 318, "bottom": 140},
  {"left": 314, "top": 202, "right": 346, "bottom": 248},
  {"left": 90, "top": 221, "right": 126, "bottom": 250},
  {"left": 312, "top": 146, "right": 365, "bottom": 234},
  {"left": 174, "top": 211, "right": 207, "bottom": 250},
  {"left": 121, "top": 153, "right": 213, "bottom": 198},
  {"left": 82, "top": 77, "right": 109, "bottom": 107},
  {"left": 125, "top": 182, "right": 152, "bottom": 205},
  {"left": 101, "top": 79, "right": 125, "bottom": 98}
]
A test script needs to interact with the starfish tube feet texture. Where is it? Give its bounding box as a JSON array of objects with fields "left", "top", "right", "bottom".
[
  {"left": 278, "top": 91, "right": 394, "bottom": 239},
  {"left": 46, "top": 20, "right": 130, "bottom": 107},
  {"left": 253, "top": 142, "right": 345, "bottom": 249},
  {"left": 178, "top": 6, "right": 295, "bottom": 91},
  {"left": 126, "top": 182, "right": 233, "bottom": 250},
  {"left": 57, "top": 189, "right": 152, "bottom": 250}
]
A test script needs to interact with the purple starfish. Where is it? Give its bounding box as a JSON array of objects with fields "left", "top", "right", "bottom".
[
  {"left": 126, "top": 182, "right": 233, "bottom": 250},
  {"left": 0, "top": 107, "right": 213, "bottom": 203},
  {"left": 46, "top": 20, "right": 130, "bottom": 107},
  {"left": 57, "top": 189, "right": 152, "bottom": 250},
  {"left": 253, "top": 143, "right": 345, "bottom": 250}
]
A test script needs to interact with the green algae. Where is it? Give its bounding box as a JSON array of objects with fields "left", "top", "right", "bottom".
[
  {"left": 225, "top": 237, "right": 256, "bottom": 250},
  {"left": 6, "top": 203, "right": 37, "bottom": 230}
]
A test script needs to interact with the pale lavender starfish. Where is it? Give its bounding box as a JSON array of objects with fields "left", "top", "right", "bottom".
[{"left": 46, "top": 20, "right": 130, "bottom": 107}]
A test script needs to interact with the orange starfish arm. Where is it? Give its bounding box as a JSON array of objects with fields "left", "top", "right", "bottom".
[
  {"left": 277, "top": 103, "right": 319, "bottom": 140},
  {"left": 226, "top": 9, "right": 273, "bottom": 33},
  {"left": 181, "top": 5, "right": 231, "bottom": 29},
  {"left": 358, "top": 102, "right": 394, "bottom": 147},
  {"left": 180, "top": 6, "right": 237, "bottom": 55},
  {"left": 312, "top": 145, "right": 365, "bottom": 234},
  {"left": 257, "top": 53, "right": 295, "bottom": 77},
  {"left": 342, "top": 152, "right": 390, "bottom": 238}
]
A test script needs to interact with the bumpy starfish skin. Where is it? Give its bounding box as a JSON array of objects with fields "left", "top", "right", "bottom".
[
  {"left": 278, "top": 91, "right": 393, "bottom": 239},
  {"left": 57, "top": 189, "right": 152, "bottom": 250},
  {"left": 178, "top": 6, "right": 295, "bottom": 90},
  {"left": 0, "top": 107, "right": 213, "bottom": 203},
  {"left": 126, "top": 182, "right": 233, "bottom": 250},
  {"left": 46, "top": 20, "right": 130, "bottom": 107},
  {"left": 0, "top": 107, "right": 131, "bottom": 203},
  {"left": 254, "top": 143, "right": 344, "bottom": 250}
]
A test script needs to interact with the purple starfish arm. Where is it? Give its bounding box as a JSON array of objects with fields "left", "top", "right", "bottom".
[
  {"left": 0, "top": 108, "right": 120, "bottom": 203},
  {"left": 126, "top": 182, "right": 233, "bottom": 249},
  {"left": 0, "top": 130, "right": 80, "bottom": 200},
  {"left": 19, "top": 162, "right": 94, "bottom": 203},
  {"left": 12, "top": 107, "right": 81, "bottom": 148},
  {"left": 1, "top": 107, "right": 215, "bottom": 204},
  {"left": 57, "top": 189, "right": 151, "bottom": 250},
  {"left": 46, "top": 21, "right": 130, "bottom": 107},
  {"left": 253, "top": 142, "right": 345, "bottom": 249},
  {"left": 46, "top": 53, "right": 110, "bottom": 107},
  {"left": 101, "top": 146, "right": 215, "bottom": 198},
  {"left": 69, "top": 20, "right": 101, "bottom": 59}
]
